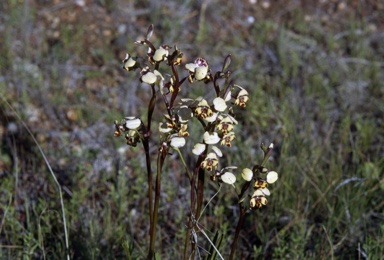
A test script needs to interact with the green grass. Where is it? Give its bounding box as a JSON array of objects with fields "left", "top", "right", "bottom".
[{"left": 1, "top": 0, "right": 383, "bottom": 259}]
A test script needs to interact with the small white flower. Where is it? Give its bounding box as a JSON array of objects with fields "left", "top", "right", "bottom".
[
  {"left": 153, "top": 46, "right": 168, "bottom": 62},
  {"left": 192, "top": 143, "right": 206, "bottom": 155},
  {"left": 213, "top": 97, "right": 227, "bottom": 112},
  {"left": 266, "top": 171, "right": 278, "bottom": 184},
  {"left": 241, "top": 168, "right": 253, "bottom": 181},
  {"left": 203, "top": 131, "right": 220, "bottom": 144},
  {"left": 216, "top": 115, "right": 237, "bottom": 134},
  {"left": 185, "top": 58, "right": 209, "bottom": 81},
  {"left": 221, "top": 172, "right": 236, "bottom": 184},
  {"left": 141, "top": 68, "right": 164, "bottom": 85},
  {"left": 125, "top": 117, "right": 141, "bottom": 129},
  {"left": 141, "top": 71, "right": 157, "bottom": 84},
  {"left": 201, "top": 153, "right": 219, "bottom": 171},
  {"left": 195, "top": 66, "right": 208, "bottom": 80},
  {"left": 220, "top": 131, "right": 235, "bottom": 147},
  {"left": 233, "top": 85, "right": 250, "bottom": 107},
  {"left": 211, "top": 146, "right": 222, "bottom": 157},
  {"left": 170, "top": 136, "right": 186, "bottom": 148},
  {"left": 269, "top": 143, "right": 274, "bottom": 149},
  {"left": 122, "top": 53, "right": 136, "bottom": 71}
]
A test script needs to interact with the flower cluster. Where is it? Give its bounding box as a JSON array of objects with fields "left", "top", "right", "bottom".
[
  {"left": 121, "top": 43, "right": 249, "bottom": 182},
  {"left": 240, "top": 144, "right": 279, "bottom": 209},
  {"left": 114, "top": 117, "right": 143, "bottom": 147},
  {"left": 114, "top": 24, "right": 277, "bottom": 207},
  {"left": 113, "top": 25, "right": 280, "bottom": 259},
  {"left": 249, "top": 169, "right": 278, "bottom": 209},
  {"left": 185, "top": 57, "right": 211, "bottom": 82}
]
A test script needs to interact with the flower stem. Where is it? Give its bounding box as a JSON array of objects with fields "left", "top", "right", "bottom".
[
  {"left": 148, "top": 144, "right": 167, "bottom": 259},
  {"left": 191, "top": 160, "right": 206, "bottom": 258},
  {"left": 169, "top": 63, "right": 180, "bottom": 108},
  {"left": 195, "top": 166, "right": 205, "bottom": 222},
  {"left": 143, "top": 138, "right": 153, "bottom": 234},
  {"left": 229, "top": 206, "right": 247, "bottom": 260},
  {"left": 174, "top": 148, "right": 192, "bottom": 182},
  {"left": 183, "top": 155, "right": 204, "bottom": 259},
  {"left": 144, "top": 85, "right": 157, "bottom": 236}
]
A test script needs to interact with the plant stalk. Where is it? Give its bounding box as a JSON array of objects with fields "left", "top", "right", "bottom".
[
  {"left": 183, "top": 155, "right": 204, "bottom": 259},
  {"left": 143, "top": 138, "right": 153, "bottom": 233},
  {"left": 229, "top": 206, "right": 247, "bottom": 260},
  {"left": 147, "top": 144, "right": 167, "bottom": 259}
]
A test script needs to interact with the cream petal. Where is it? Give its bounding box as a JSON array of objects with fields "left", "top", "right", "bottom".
[
  {"left": 203, "top": 131, "right": 220, "bottom": 144},
  {"left": 221, "top": 172, "right": 236, "bottom": 184},
  {"left": 241, "top": 168, "right": 253, "bottom": 181},
  {"left": 170, "top": 137, "right": 186, "bottom": 148},
  {"left": 238, "top": 89, "right": 249, "bottom": 96},
  {"left": 266, "top": 171, "right": 278, "bottom": 184},
  {"left": 204, "top": 112, "right": 218, "bottom": 122},
  {"left": 185, "top": 63, "right": 197, "bottom": 72},
  {"left": 224, "top": 91, "right": 232, "bottom": 101},
  {"left": 252, "top": 189, "right": 264, "bottom": 197},
  {"left": 125, "top": 118, "right": 141, "bottom": 129},
  {"left": 213, "top": 97, "right": 227, "bottom": 112},
  {"left": 211, "top": 146, "right": 223, "bottom": 157},
  {"left": 195, "top": 66, "right": 208, "bottom": 80},
  {"left": 153, "top": 48, "right": 167, "bottom": 61},
  {"left": 141, "top": 72, "right": 157, "bottom": 84},
  {"left": 192, "top": 143, "right": 206, "bottom": 155},
  {"left": 123, "top": 54, "right": 136, "bottom": 69},
  {"left": 261, "top": 187, "right": 271, "bottom": 196}
]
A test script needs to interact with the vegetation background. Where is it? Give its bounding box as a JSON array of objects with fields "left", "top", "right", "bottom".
[{"left": 1, "top": 0, "right": 383, "bottom": 259}]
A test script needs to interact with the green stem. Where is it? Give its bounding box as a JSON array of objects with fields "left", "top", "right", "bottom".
[
  {"left": 174, "top": 148, "right": 192, "bottom": 182},
  {"left": 260, "top": 143, "right": 273, "bottom": 166}
]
